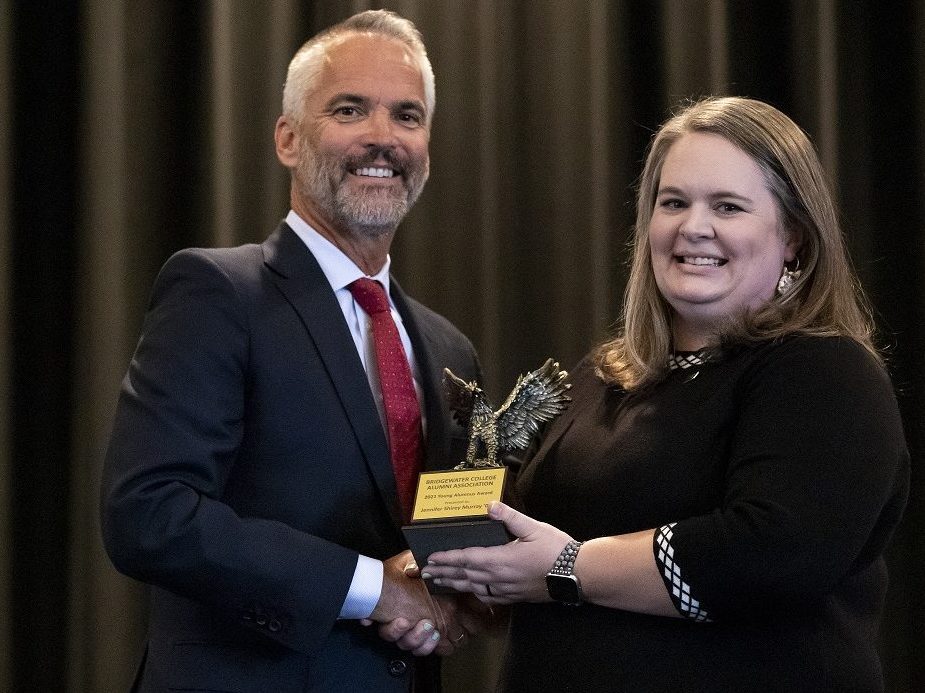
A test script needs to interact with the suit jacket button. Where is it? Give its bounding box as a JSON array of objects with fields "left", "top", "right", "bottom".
[
  {"left": 268, "top": 619, "right": 281, "bottom": 632},
  {"left": 387, "top": 659, "right": 408, "bottom": 677}
]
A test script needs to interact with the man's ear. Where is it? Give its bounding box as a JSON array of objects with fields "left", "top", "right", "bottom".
[{"left": 274, "top": 116, "right": 299, "bottom": 168}]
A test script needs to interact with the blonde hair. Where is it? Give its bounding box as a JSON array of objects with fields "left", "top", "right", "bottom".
[
  {"left": 282, "top": 10, "right": 435, "bottom": 126},
  {"left": 597, "top": 97, "right": 879, "bottom": 390}
]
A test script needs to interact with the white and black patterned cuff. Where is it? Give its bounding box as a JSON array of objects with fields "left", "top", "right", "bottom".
[{"left": 654, "top": 523, "right": 712, "bottom": 622}]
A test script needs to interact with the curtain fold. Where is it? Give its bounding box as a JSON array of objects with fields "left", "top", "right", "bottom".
[
  {"left": 69, "top": 3, "right": 139, "bottom": 691},
  {"left": 207, "top": 0, "right": 300, "bottom": 247},
  {"left": 0, "top": 0, "right": 13, "bottom": 688},
  {"left": 3, "top": 1, "right": 922, "bottom": 691}
]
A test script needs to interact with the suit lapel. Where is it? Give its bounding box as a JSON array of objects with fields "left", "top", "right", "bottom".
[{"left": 262, "top": 224, "right": 404, "bottom": 528}]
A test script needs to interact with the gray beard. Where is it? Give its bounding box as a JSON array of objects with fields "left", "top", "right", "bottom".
[{"left": 297, "top": 142, "right": 426, "bottom": 239}]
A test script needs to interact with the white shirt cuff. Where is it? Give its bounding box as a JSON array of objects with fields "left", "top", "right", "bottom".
[{"left": 338, "top": 555, "right": 383, "bottom": 620}]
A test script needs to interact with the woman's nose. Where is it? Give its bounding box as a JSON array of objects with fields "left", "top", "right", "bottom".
[{"left": 678, "top": 205, "right": 715, "bottom": 239}]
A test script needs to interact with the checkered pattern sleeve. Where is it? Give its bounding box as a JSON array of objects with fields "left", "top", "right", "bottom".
[{"left": 654, "top": 523, "right": 712, "bottom": 622}]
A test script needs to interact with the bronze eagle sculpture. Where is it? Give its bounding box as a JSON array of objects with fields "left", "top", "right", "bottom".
[{"left": 443, "top": 358, "right": 571, "bottom": 470}]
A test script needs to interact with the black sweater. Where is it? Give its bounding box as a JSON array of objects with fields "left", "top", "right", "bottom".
[{"left": 502, "top": 336, "right": 909, "bottom": 692}]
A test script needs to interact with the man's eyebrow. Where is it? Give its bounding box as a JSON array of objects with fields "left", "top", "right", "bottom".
[
  {"left": 323, "top": 94, "right": 426, "bottom": 117},
  {"left": 324, "top": 93, "right": 368, "bottom": 109},
  {"left": 394, "top": 99, "right": 425, "bottom": 113}
]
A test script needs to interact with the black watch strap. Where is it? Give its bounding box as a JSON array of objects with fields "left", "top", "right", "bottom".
[{"left": 548, "top": 540, "right": 583, "bottom": 578}]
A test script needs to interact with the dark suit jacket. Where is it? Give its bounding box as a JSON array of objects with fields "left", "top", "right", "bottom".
[{"left": 101, "top": 223, "right": 480, "bottom": 692}]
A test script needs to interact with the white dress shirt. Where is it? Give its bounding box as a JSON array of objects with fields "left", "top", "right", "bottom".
[{"left": 286, "top": 210, "right": 424, "bottom": 620}]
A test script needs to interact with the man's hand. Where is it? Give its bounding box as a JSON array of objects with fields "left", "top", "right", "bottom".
[
  {"left": 366, "top": 551, "right": 446, "bottom": 656},
  {"left": 369, "top": 551, "right": 436, "bottom": 625},
  {"left": 366, "top": 551, "right": 488, "bottom": 656}
]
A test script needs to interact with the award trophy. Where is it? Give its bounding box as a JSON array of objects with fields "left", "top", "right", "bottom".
[{"left": 402, "top": 358, "right": 571, "bottom": 591}]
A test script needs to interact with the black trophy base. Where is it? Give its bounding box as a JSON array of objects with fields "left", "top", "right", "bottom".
[{"left": 402, "top": 519, "right": 512, "bottom": 594}]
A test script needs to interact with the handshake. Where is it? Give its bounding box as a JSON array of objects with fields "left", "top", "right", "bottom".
[{"left": 363, "top": 550, "right": 495, "bottom": 657}]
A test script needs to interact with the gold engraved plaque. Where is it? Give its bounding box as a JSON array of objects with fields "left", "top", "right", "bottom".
[{"left": 410, "top": 468, "right": 507, "bottom": 522}]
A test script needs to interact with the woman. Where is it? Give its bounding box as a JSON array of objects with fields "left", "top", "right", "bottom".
[{"left": 422, "top": 97, "right": 909, "bottom": 691}]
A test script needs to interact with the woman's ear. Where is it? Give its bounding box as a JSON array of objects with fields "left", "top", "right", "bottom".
[{"left": 784, "top": 227, "right": 803, "bottom": 263}]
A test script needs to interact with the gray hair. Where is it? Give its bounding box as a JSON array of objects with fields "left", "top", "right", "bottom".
[{"left": 282, "top": 10, "right": 436, "bottom": 125}]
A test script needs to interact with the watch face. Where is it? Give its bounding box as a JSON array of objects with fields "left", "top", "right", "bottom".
[{"left": 546, "top": 574, "right": 582, "bottom": 605}]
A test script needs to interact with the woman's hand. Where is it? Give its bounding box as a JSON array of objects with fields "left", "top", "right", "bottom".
[{"left": 421, "top": 501, "right": 574, "bottom": 604}]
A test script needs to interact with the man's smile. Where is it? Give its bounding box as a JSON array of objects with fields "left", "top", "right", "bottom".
[{"left": 351, "top": 166, "right": 397, "bottom": 178}]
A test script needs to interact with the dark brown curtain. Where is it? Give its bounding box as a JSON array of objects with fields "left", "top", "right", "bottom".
[{"left": 2, "top": 1, "right": 922, "bottom": 691}]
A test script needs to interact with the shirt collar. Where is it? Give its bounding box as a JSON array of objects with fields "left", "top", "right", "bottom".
[{"left": 286, "top": 210, "right": 392, "bottom": 296}]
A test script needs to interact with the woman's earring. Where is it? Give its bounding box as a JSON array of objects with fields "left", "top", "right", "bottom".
[{"left": 776, "top": 258, "right": 802, "bottom": 296}]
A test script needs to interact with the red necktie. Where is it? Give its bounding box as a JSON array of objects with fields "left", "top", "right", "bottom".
[{"left": 348, "top": 278, "right": 423, "bottom": 522}]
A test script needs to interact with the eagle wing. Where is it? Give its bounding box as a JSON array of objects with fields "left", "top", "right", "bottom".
[
  {"left": 495, "top": 358, "right": 571, "bottom": 451},
  {"left": 442, "top": 367, "right": 476, "bottom": 429}
]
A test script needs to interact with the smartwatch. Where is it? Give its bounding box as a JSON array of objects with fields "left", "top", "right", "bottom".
[{"left": 545, "top": 540, "right": 584, "bottom": 606}]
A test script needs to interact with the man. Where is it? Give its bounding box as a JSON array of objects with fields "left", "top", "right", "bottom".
[{"left": 101, "top": 10, "right": 483, "bottom": 692}]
